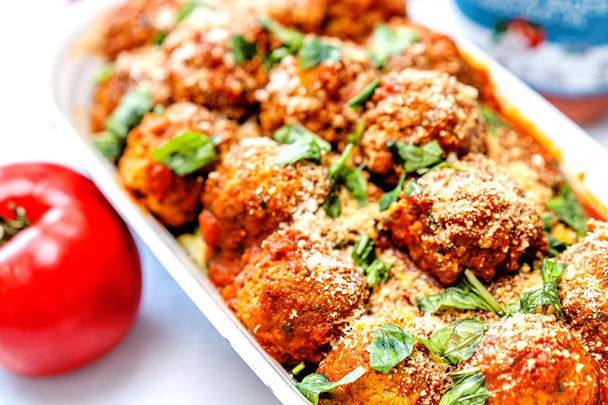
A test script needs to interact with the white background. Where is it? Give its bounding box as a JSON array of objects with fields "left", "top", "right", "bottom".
[{"left": 1, "top": 0, "right": 608, "bottom": 404}]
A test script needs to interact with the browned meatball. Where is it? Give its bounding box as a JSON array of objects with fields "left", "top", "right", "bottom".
[
  {"left": 163, "top": 7, "right": 270, "bottom": 119},
  {"left": 232, "top": 229, "right": 368, "bottom": 365},
  {"left": 558, "top": 219, "right": 608, "bottom": 369},
  {"left": 99, "top": 0, "right": 183, "bottom": 60},
  {"left": 317, "top": 315, "right": 450, "bottom": 405},
  {"left": 366, "top": 20, "right": 491, "bottom": 100},
  {"left": 118, "top": 102, "right": 237, "bottom": 227},
  {"left": 462, "top": 314, "right": 601, "bottom": 405},
  {"left": 91, "top": 46, "right": 171, "bottom": 132},
  {"left": 361, "top": 69, "right": 485, "bottom": 178},
  {"left": 200, "top": 137, "right": 330, "bottom": 286},
  {"left": 384, "top": 154, "right": 547, "bottom": 285},
  {"left": 257, "top": 39, "right": 377, "bottom": 143},
  {"left": 268, "top": 0, "right": 406, "bottom": 42}
]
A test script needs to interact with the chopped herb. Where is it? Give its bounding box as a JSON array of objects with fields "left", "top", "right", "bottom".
[
  {"left": 379, "top": 172, "right": 406, "bottom": 212},
  {"left": 273, "top": 124, "right": 331, "bottom": 166},
  {"left": 370, "top": 24, "right": 420, "bottom": 67},
  {"left": 296, "top": 367, "right": 366, "bottom": 405},
  {"left": 280, "top": 324, "right": 293, "bottom": 332},
  {"left": 92, "top": 131, "right": 124, "bottom": 162},
  {"left": 153, "top": 131, "right": 217, "bottom": 176},
  {"left": 105, "top": 89, "right": 154, "bottom": 139},
  {"left": 519, "top": 258, "right": 566, "bottom": 316},
  {"left": 480, "top": 105, "right": 508, "bottom": 135},
  {"left": 93, "top": 64, "right": 113, "bottom": 84},
  {"left": 298, "top": 36, "right": 342, "bottom": 70},
  {"left": 352, "top": 234, "right": 393, "bottom": 286},
  {"left": 542, "top": 213, "right": 571, "bottom": 256},
  {"left": 418, "top": 319, "right": 489, "bottom": 365},
  {"left": 386, "top": 140, "right": 445, "bottom": 174},
  {"left": 439, "top": 369, "right": 491, "bottom": 405},
  {"left": 292, "top": 362, "right": 306, "bottom": 376},
  {"left": 176, "top": 1, "right": 205, "bottom": 22},
  {"left": 403, "top": 179, "right": 422, "bottom": 197},
  {"left": 347, "top": 78, "right": 380, "bottom": 109},
  {"left": 231, "top": 34, "right": 258, "bottom": 64},
  {"left": 368, "top": 323, "right": 415, "bottom": 374},
  {"left": 546, "top": 176, "right": 587, "bottom": 236},
  {"left": 153, "top": 31, "right": 169, "bottom": 45},
  {"left": 258, "top": 17, "right": 304, "bottom": 50},
  {"left": 347, "top": 121, "right": 366, "bottom": 145},
  {"left": 322, "top": 191, "right": 342, "bottom": 219},
  {"left": 263, "top": 46, "right": 291, "bottom": 70},
  {"left": 417, "top": 270, "right": 508, "bottom": 316},
  {"left": 322, "top": 144, "right": 368, "bottom": 216}
]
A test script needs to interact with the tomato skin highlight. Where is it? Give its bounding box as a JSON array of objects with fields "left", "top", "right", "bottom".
[{"left": 0, "top": 163, "right": 142, "bottom": 376}]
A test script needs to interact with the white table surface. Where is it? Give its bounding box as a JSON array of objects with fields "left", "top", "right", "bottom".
[{"left": 1, "top": 1, "right": 608, "bottom": 404}]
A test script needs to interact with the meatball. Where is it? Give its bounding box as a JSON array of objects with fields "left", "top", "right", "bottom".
[
  {"left": 384, "top": 154, "right": 547, "bottom": 284},
  {"left": 257, "top": 39, "right": 377, "bottom": 143},
  {"left": 200, "top": 137, "right": 330, "bottom": 286},
  {"left": 366, "top": 20, "right": 491, "bottom": 101},
  {"left": 118, "top": 102, "right": 237, "bottom": 227},
  {"left": 99, "top": 0, "right": 183, "bottom": 60},
  {"left": 163, "top": 7, "right": 270, "bottom": 119},
  {"left": 267, "top": 0, "right": 406, "bottom": 42},
  {"left": 91, "top": 46, "right": 171, "bottom": 132},
  {"left": 361, "top": 69, "right": 485, "bottom": 178},
  {"left": 558, "top": 219, "right": 608, "bottom": 368},
  {"left": 317, "top": 315, "right": 450, "bottom": 405},
  {"left": 232, "top": 229, "right": 368, "bottom": 365},
  {"left": 462, "top": 313, "right": 601, "bottom": 405}
]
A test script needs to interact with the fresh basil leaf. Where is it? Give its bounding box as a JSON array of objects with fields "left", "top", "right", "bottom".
[
  {"left": 326, "top": 144, "right": 368, "bottom": 212},
  {"left": 418, "top": 319, "right": 489, "bottom": 365},
  {"left": 417, "top": 270, "right": 507, "bottom": 316},
  {"left": 323, "top": 191, "right": 342, "bottom": 218},
  {"left": 93, "top": 64, "right": 113, "bottom": 84},
  {"left": 298, "top": 36, "right": 342, "bottom": 70},
  {"left": 365, "top": 259, "right": 392, "bottom": 285},
  {"left": 352, "top": 234, "right": 376, "bottom": 267},
  {"left": 152, "top": 131, "right": 217, "bottom": 176},
  {"left": 273, "top": 124, "right": 331, "bottom": 166},
  {"left": 347, "top": 121, "right": 366, "bottom": 145},
  {"left": 105, "top": 89, "right": 154, "bottom": 139},
  {"left": 296, "top": 367, "right": 366, "bottom": 405},
  {"left": 231, "top": 34, "right": 258, "bottom": 64},
  {"left": 480, "top": 105, "right": 508, "bottom": 136},
  {"left": 519, "top": 258, "right": 566, "bottom": 316},
  {"left": 347, "top": 78, "right": 380, "bottom": 109},
  {"left": 176, "top": 1, "right": 205, "bottom": 22},
  {"left": 403, "top": 179, "right": 422, "bottom": 197},
  {"left": 542, "top": 213, "right": 571, "bottom": 256},
  {"left": 92, "top": 131, "right": 124, "bottom": 162},
  {"left": 263, "top": 46, "right": 291, "bottom": 70},
  {"left": 385, "top": 140, "right": 445, "bottom": 174},
  {"left": 370, "top": 24, "right": 420, "bottom": 67},
  {"left": 379, "top": 172, "right": 406, "bottom": 211},
  {"left": 368, "top": 323, "right": 415, "bottom": 374},
  {"left": 439, "top": 369, "right": 491, "bottom": 405},
  {"left": 258, "top": 17, "right": 304, "bottom": 50},
  {"left": 546, "top": 176, "right": 587, "bottom": 236}
]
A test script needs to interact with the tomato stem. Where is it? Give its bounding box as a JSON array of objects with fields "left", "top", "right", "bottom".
[{"left": 0, "top": 203, "right": 30, "bottom": 246}]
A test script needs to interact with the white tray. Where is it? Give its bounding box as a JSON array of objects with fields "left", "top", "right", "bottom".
[{"left": 47, "top": 1, "right": 608, "bottom": 404}]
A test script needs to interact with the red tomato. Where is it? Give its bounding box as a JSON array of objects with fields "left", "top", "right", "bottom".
[{"left": 0, "top": 163, "right": 141, "bottom": 376}]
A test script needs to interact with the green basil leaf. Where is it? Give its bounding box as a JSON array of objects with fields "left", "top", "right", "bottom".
[
  {"left": 439, "top": 369, "right": 491, "bottom": 405},
  {"left": 105, "top": 89, "right": 154, "bottom": 139},
  {"left": 323, "top": 191, "right": 342, "bottom": 218},
  {"left": 541, "top": 257, "right": 566, "bottom": 284},
  {"left": 92, "top": 131, "right": 125, "bottom": 162},
  {"left": 480, "top": 105, "right": 509, "bottom": 136},
  {"left": 370, "top": 24, "right": 420, "bottom": 67},
  {"left": 403, "top": 179, "right": 422, "bottom": 197},
  {"left": 364, "top": 259, "right": 392, "bottom": 285},
  {"left": 274, "top": 124, "right": 330, "bottom": 166},
  {"left": 347, "top": 78, "right": 380, "bottom": 109},
  {"left": 176, "top": 1, "right": 205, "bottom": 22},
  {"left": 298, "top": 36, "right": 342, "bottom": 70},
  {"left": 352, "top": 234, "right": 376, "bottom": 267},
  {"left": 263, "top": 46, "right": 292, "bottom": 70},
  {"left": 258, "top": 17, "right": 304, "bottom": 51},
  {"left": 93, "top": 64, "right": 113, "bottom": 84},
  {"left": 152, "top": 131, "right": 217, "bottom": 176},
  {"left": 153, "top": 31, "right": 169, "bottom": 45},
  {"left": 231, "top": 34, "right": 258, "bottom": 64},
  {"left": 347, "top": 121, "right": 366, "bottom": 145},
  {"left": 368, "top": 323, "right": 415, "bottom": 374},
  {"left": 519, "top": 258, "right": 566, "bottom": 316},
  {"left": 546, "top": 177, "right": 587, "bottom": 236},
  {"left": 417, "top": 270, "right": 507, "bottom": 316},
  {"left": 379, "top": 172, "right": 406, "bottom": 212},
  {"left": 542, "top": 213, "right": 571, "bottom": 256},
  {"left": 327, "top": 144, "right": 368, "bottom": 210},
  {"left": 296, "top": 367, "right": 366, "bottom": 405},
  {"left": 418, "top": 319, "right": 489, "bottom": 365},
  {"left": 385, "top": 140, "right": 445, "bottom": 174},
  {"left": 273, "top": 124, "right": 331, "bottom": 150}
]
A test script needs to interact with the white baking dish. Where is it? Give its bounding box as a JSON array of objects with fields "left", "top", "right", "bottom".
[{"left": 48, "top": 1, "right": 608, "bottom": 404}]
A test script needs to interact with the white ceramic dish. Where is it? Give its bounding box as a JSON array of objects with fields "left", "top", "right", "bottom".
[{"left": 48, "top": 1, "right": 608, "bottom": 404}]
